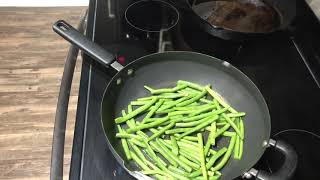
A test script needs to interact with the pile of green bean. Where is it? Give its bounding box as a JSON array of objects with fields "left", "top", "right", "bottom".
[{"left": 115, "top": 80, "right": 245, "bottom": 180}]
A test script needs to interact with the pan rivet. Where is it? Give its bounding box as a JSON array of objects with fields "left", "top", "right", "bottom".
[
  {"left": 222, "top": 61, "right": 231, "bottom": 67},
  {"left": 127, "top": 69, "right": 134, "bottom": 75},
  {"left": 243, "top": 172, "right": 252, "bottom": 179},
  {"left": 113, "top": 170, "right": 117, "bottom": 176},
  {"left": 263, "top": 140, "right": 268, "bottom": 147},
  {"left": 116, "top": 78, "right": 122, "bottom": 85}
]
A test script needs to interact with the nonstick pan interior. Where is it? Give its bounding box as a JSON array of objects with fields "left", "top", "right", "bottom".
[{"left": 101, "top": 51, "right": 271, "bottom": 179}]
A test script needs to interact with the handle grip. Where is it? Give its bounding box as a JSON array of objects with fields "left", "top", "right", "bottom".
[
  {"left": 53, "top": 20, "right": 116, "bottom": 67},
  {"left": 256, "top": 140, "right": 298, "bottom": 180}
]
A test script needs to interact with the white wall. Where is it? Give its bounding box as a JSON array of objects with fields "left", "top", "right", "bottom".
[{"left": 0, "top": 0, "right": 89, "bottom": 7}]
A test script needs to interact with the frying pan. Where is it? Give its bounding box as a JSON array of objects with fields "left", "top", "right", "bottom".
[
  {"left": 172, "top": 0, "right": 296, "bottom": 40},
  {"left": 52, "top": 20, "right": 297, "bottom": 180}
]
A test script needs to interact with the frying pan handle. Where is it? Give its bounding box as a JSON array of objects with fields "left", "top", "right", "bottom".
[
  {"left": 53, "top": 20, "right": 122, "bottom": 71},
  {"left": 256, "top": 140, "right": 298, "bottom": 180}
]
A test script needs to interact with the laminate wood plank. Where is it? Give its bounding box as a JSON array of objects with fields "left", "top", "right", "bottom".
[{"left": 0, "top": 7, "right": 86, "bottom": 180}]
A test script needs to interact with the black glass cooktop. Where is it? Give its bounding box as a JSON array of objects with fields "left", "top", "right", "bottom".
[{"left": 69, "top": 0, "right": 320, "bottom": 179}]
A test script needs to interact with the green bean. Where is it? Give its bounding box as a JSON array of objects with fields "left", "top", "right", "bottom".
[
  {"left": 148, "top": 122, "right": 175, "bottom": 141},
  {"left": 177, "top": 88, "right": 207, "bottom": 107},
  {"left": 178, "top": 116, "right": 218, "bottom": 139},
  {"left": 157, "top": 139, "right": 193, "bottom": 172},
  {"left": 176, "top": 115, "right": 218, "bottom": 128},
  {"left": 209, "top": 149, "right": 217, "bottom": 156},
  {"left": 127, "top": 104, "right": 136, "bottom": 125},
  {"left": 162, "top": 139, "right": 200, "bottom": 163},
  {"left": 130, "top": 141, "right": 159, "bottom": 170},
  {"left": 130, "top": 151, "right": 150, "bottom": 171},
  {"left": 234, "top": 134, "right": 241, "bottom": 159},
  {"left": 189, "top": 104, "right": 216, "bottom": 117},
  {"left": 216, "top": 122, "right": 227, "bottom": 126},
  {"left": 144, "top": 85, "right": 155, "bottom": 92},
  {"left": 179, "top": 139, "right": 199, "bottom": 147},
  {"left": 142, "top": 100, "right": 165, "bottom": 123},
  {"left": 227, "top": 112, "right": 246, "bottom": 118},
  {"left": 165, "top": 169, "right": 190, "bottom": 180},
  {"left": 185, "top": 87, "right": 202, "bottom": 93},
  {"left": 145, "top": 144, "right": 167, "bottom": 168},
  {"left": 141, "top": 170, "right": 174, "bottom": 180},
  {"left": 179, "top": 155, "right": 200, "bottom": 170},
  {"left": 149, "top": 84, "right": 189, "bottom": 95},
  {"left": 211, "top": 122, "right": 216, "bottom": 145},
  {"left": 155, "top": 109, "right": 175, "bottom": 114},
  {"left": 182, "top": 110, "right": 220, "bottom": 122},
  {"left": 211, "top": 134, "right": 236, "bottom": 172},
  {"left": 204, "top": 122, "right": 216, "bottom": 156},
  {"left": 189, "top": 147, "right": 227, "bottom": 177},
  {"left": 171, "top": 136, "right": 179, "bottom": 155},
  {"left": 223, "top": 131, "right": 236, "bottom": 137},
  {"left": 127, "top": 116, "right": 169, "bottom": 133},
  {"left": 115, "top": 133, "right": 144, "bottom": 141},
  {"left": 199, "top": 98, "right": 214, "bottom": 104},
  {"left": 165, "top": 128, "right": 192, "bottom": 135},
  {"left": 150, "top": 141, "right": 178, "bottom": 167},
  {"left": 115, "top": 97, "right": 158, "bottom": 124},
  {"left": 158, "top": 96, "right": 190, "bottom": 111},
  {"left": 205, "top": 86, "right": 238, "bottom": 113},
  {"left": 168, "top": 166, "right": 189, "bottom": 176},
  {"left": 117, "top": 125, "right": 131, "bottom": 160},
  {"left": 177, "top": 80, "right": 205, "bottom": 91},
  {"left": 159, "top": 92, "right": 189, "bottom": 98},
  {"left": 213, "top": 124, "right": 231, "bottom": 139},
  {"left": 208, "top": 171, "right": 214, "bottom": 177},
  {"left": 137, "top": 96, "right": 154, "bottom": 101},
  {"left": 197, "top": 133, "right": 208, "bottom": 180},
  {"left": 136, "top": 131, "right": 149, "bottom": 139},
  {"left": 130, "top": 138, "right": 147, "bottom": 148},
  {"left": 179, "top": 135, "right": 198, "bottom": 142},
  {"left": 222, "top": 114, "right": 243, "bottom": 140},
  {"left": 194, "top": 175, "right": 221, "bottom": 180},
  {"left": 239, "top": 118, "right": 244, "bottom": 159},
  {"left": 239, "top": 118, "right": 245, "bottom": 140},
  {"left": 130, "top": 100, "right": 151, "bottom": 106}
]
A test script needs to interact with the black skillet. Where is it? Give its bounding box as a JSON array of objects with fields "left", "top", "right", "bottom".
[
  {"left": 52, "top": 20, "right": 297, "bottom": 180},
  {"left": 172, "top": 0, "right": 296, "bottom": 40}
]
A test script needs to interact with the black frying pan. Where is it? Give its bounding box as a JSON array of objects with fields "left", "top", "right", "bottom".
[
  {"left": 173, "top": 0, "right": 296, "bottom": 40},
  {"left": 52, "top": 20, "right": 297, "bottom": 180}
]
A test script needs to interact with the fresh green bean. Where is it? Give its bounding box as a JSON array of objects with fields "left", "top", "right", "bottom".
[
  {"left": 155, "top": 109, "right": 175, "bottom": 114},
  {"left": 165, "top": 128, "right": 192, "bottom": 135},
  {"left": 204, "top": 122, "right": 216, "bottom": 156},
  {"left": 179, "top": 155, "right": 200, "bottom": 170},
  {"left": 211, "top": 122, "right": 216, "bottom": 145},
  {"left": 158, "top": 96, "right": 190, "bottom": 111},
  {"left": 162, "top": 139, "right": 200, "bottom": 163},
  {"left": 234, "top": 134, "right": 241, "bottom": 159},
  {"left": 210, "top": 134, "right": 237, "bottom": 172},
  {"left": 168, "top": 166, "right": 189, "bottom": 176},
  {"left": 205, "top": 86, "right": 237, "bottom": 113},
  {"left": 213, "top": 124, "right": 231, "bottom": 139},
  {"left": 197, "top": 133, "right": 208, "bottom": 180},
  {"left": 145, "top": 143, "right": 167, "bottom": 168},
  {"left": 177, "top": 80, "right": 205, "bottom": 91},
  {"left": 171, "top": 136, "right": 179, "bottom": 155},
  {"left": 115, "top": 97, "right": 158, "bottom": 124},
  {"left": 115, "top": 133, "right": 144, "bottom": 141},
  {"left": 199, "top": 98, "right": 213, "bottom": 104},
  {"left": 179, "top": 135, "right": 198, "bottom": 142},
  {"left": 165, "top": 169, "right": 190, "bottom": 180},
  {"left": 179, "top": 139, "right": 199, "bottom": 147},
  {"left": 129, "top": 141, "right": 159, "bottom": 170},
  {"left": 239, "top": 118, "right": 245, "bottom": 140},
  {"left": 157, "top": 139, "right": 192, "bottom": 172},
  {"left": 130, "top": 138, "right": 147, "bottom": 148},
  {"left": 177, "top": 88, "right": 207, "bottom": 107},
  {"left": 130, "top": 151, "right": 150, "bottom": 171},
  {"left": 182, "top": 109, "right": 225, "bottom": 122},
  {"left": 239, "top": 118, "right": 244, "bottom": 159},
  {"left": 127, "top": 116, "right": 169, "bottom": 133},
  {"left": 150, "top": 141, "right": 178, "bottom": 167},
  {"left": 178, "top": 116, "right": 218, "bottom": 139},
  {"left": 222, "top": 114, "right": 243, "bottom": 140},
  {"left": 189, "top": 104, "right": 216, "bottom": 117},
  {"left": 137, "top": 96, "right": 154, "bottom": 101},
  {"left": 148, "top": 122, "right": 175, "bottom": 141},
  {"left": 141, "top": 170, "right": 174, "bottom": 180},
  {"left": 117, "top": 125, "right": 131, "bottom": 160},
  {"left": 227, "top": 112, "right": 246, "bottom": 118},
  {"left": 130, "top": 100, "right": 151, "bottom": 106},
  {"left": 223, "top": 131, "right": 236, "bottom": 137},
  {"left": 216, "top": 122, "right": 227, "bottom": 126},
  {"left": 189, "top": 147, "right": 227, "bottom": 177},
  {"left": 159, "top": 93, "right": 189, "bottom": 99},
  {"left": 176, "top": 115, "right": 218, "bottom": 128},
  {"left": 142, "top": 100, "right": 165, "bottom": 123},
  {"left": 209, "top": 149, "right": 217, "bottom": 156},
  {"left": 208, "top": 171, "right": 214, "bottom": 177}
]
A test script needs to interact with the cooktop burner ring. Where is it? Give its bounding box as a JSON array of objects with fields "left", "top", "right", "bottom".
[{"left": 124, "top": 0, "right": 180, "bottom": 33}]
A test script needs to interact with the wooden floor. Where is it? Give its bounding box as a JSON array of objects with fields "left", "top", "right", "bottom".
[{"left": 0, "top": 7, "right": 86, "bottom": 179}]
